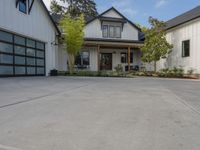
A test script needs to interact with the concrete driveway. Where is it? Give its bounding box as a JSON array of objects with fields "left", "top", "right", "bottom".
[{"left": 0, "top": 77, "right": 200, "bottom": 150}]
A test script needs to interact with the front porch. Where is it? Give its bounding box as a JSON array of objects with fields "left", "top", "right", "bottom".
[{"left": 80, "top": 38, "right": 144, "bottom": 72}]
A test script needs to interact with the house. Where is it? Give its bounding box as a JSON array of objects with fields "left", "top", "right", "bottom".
[
  {"left": 0, "top": 0, "right": 60, "bottom": 77},
  {"left": 56, "top": 7, "right": 144, "bottom": 72},
  {"left": 157, "top": 6, "right": 200, "bottom": 74}
]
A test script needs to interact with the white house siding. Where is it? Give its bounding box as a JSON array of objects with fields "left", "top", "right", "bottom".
[
  {"left": 0, "top": 0, "right": 58, "bottom": 76},
  {"left": 102, "top": 9, "right": 122, "bottom": 18},
  {"left": 156, "top": 18, "right": 200, "bottom": 73},
  {"left": 84, "top": 19, "right": 102, "bottom": 39},
  {"left": 57, "top": 46, "right": 68, "bottom": 71}
]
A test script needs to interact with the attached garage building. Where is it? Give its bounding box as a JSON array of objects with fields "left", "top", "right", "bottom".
[{"left": 0, "top": 0, "right": 60, "bottom": 76}]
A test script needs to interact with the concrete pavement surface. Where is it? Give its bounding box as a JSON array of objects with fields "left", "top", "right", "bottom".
[{"left": 0, "top": 77, "right": 200, "bottom": 150}]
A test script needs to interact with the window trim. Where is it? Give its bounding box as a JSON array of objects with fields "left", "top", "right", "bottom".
[
  {"left": 75, "top": 51, "right": 90, "bottom": 67},
  {"left": 102, "top": 25, "right": 108, "bottom": 38},
  {"left": 109, "top": 25, "right": 115, "bottom": 38},
  {"left": 120, "top": 52, "right": 133, "bottom": 64},
  {"left": 182, "top": 40, "right": 190, "bottom": 57},
  {"left": 19, "top": 0, "right": 27, "bottom": 14}
]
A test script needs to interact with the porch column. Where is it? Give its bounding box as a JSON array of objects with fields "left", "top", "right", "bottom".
[
  {"left": 97, "top": 45, "right": 100, "bottom": 71},
  {"left": 128, "top": 46, "right": 131, "bottom": 72}
]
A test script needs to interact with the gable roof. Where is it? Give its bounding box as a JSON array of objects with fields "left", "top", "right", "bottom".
[
  {"left": 86, "top": 7, "right": 141, "bottom": 32},
  {"left": 40, "top": 0, "right": 61, "bottom": 35},
  {"left": 166, "top": 6, "right": 200, "bottom": 30}
]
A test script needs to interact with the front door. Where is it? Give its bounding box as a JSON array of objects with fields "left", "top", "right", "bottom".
[{"left": 100, "top": 53, "right": 112, "bottom": 70}]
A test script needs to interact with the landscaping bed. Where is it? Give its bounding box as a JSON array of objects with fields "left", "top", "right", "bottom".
[{"left": 58, "top": 67, "right": 199, "bottom": 79}]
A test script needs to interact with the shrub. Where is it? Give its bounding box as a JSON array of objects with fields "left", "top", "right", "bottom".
[
  {"left": 158, "top": 67, "right": 184, "bottom": 78},
  {"left": 187, "top": 68, "right": 194, "bottom": 75},
  {"left": 114, "top": 64, "right": 123, "bottom": 76}
]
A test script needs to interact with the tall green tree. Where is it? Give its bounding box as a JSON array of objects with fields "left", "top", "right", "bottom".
[
  {"left": 50, "top": 0, "right": 66, "bottom": 14},
  {"left": 141, "top": 17, "right": 173, "bottom": 72},
  {"left": 60, "top": 0, "right": 98, "bottom": 18},
  {"left": 60, "top": 15, "right": 85, "bottom": 74}
]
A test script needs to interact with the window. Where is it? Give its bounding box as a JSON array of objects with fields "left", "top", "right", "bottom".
[
  {"left": 15, "top": 56, "right": 26, "bottom": 65},
  {"left": 115, "top": 27, "right": 121, "bottom": 38},
  {"left": 0, "top": 66, "right": 13, "bottom": 75},
  {"left": 19, "top": 0, "right": 27, "bottom": 14},
  {"left": 36, "top": 42, "right": 45, "bottom": 50},
  {"left": 0, "top": 42, "right": 13, "bottom": 53},
  {"left": 15, "top": 67, "right": 26, "bottom": 75},
  {"left": 0, "top": 31, "right": 13, "bottom": 42},
  {"left": 27, "top": 48, "right": 35, "bottom": 57},
  {"left": 102, "top": 25, "right": 122, "bottom": 38},
  {"left": 0, "top": 54, "right": 13, "bottom": 64},
  {"left": 109, "top": 26, "right": 115, "bottom": 38},
  {"left": 102, "top": 25, "right": 108, "bottom": 38},
  {"left": 121, "top": 52, "right": 133, "bottom": 63},
  {"left": 27, "top": 67, "right": 36, "bottom": 75},
  {"left": 27, "top": 58, "right": 35, "bottom": 66},
  {"left": 14, "top": 46, "right": 25, "bottom": 55},
  {"left": 75, "top": 51, "right": 90, "bottom": 66},
  {"left": 182, "top": 40, "right": 190, "bottom": 57},
  {"left": 82, "top": 52, "right": 90, "bottom": 66},
  {"left": 14, "top": 35, "right": 25, "bottom": 46},
  {"left": 27, "top": 39, "right": 36, "bottom": 48}
]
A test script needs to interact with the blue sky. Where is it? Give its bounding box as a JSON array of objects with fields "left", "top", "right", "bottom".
[{"left": 44, "top": 0, "right": 200, "bottom": 26}]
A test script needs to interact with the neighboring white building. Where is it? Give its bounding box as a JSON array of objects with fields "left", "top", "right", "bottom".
[
  {"left": 0, "top": 0, "right": 60, "bottom": 76},
  {"left": 157, "top": 6, "right": 200, "bottom": 74},
  {"left": 57, "top": 7, "right": 144, "bottom": 72}
]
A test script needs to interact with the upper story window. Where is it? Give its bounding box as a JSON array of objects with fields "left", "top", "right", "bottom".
[
  {"left": 102, "top": 25, "right": 122, "bottom": 38},
  {"left": 102, "top": 25, "right": 108, "bottom": 38},
  {"left": 19, "top": 0, "right": 27, "bottom": 14},
  {"left": 182, "top": 40, "right": 190, "bottom": 57}
]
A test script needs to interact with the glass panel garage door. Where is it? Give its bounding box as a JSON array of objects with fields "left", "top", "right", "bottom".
[{"left": 0, "top": 30, "right": 45, "bottom": 76}]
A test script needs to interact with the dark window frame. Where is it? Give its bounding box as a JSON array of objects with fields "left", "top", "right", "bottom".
[
  {"left": 19, "top": 0, "right": 27, "bottom": 14},
  {"left": 75, "top": 51, "right": 90, "bottom": 67},
  {"left": 120, "top": 52, "right": 133, "bottom": 63},
  {"left": 0, "top": 30, "right": 46, "bottom": 77},
  {"left": 102, "top": 25, "right": 109, "bottom": 38},
  {"left": 102, "top": 25, "right": 122, "bottom": 38},
  {"left": 182, "top": 40, "right": 190, "bottom": 57},
  {"left": 109, "top": 25, "right": 115, "bottom": 38},
  {"left": 114, "top": 26, "right": 122, "bottom": 38}
]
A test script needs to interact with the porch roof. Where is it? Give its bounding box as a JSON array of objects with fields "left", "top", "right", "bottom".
[{"left": 84, "top": 38, "right": 144, "bottom": 48}]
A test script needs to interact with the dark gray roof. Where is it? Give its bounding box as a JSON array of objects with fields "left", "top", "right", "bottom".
[
  {"left": 84, "top": 38, "right": 144, "bottom": 44},
  {"left": 51, "top": 14, "right": 62, "bottom": 24},
  {"left": 166, "top": 6, "right": 200, "bottom": 30},
  {"left": 51, "top": 14, "right": 95, "bottom": 24},
  {"left": 86, "top": 7, "right": 141, "bottom": 32}
]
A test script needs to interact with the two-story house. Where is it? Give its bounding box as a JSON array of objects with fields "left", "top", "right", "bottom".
[
  {"left": 83, "top": 7, "right": 144, "bottom": 72},
  {"left": 0, "top": 0, "right": 60, "bottom": 77},
  {"left": 57, "top": 7, "right": 144, "bottom": 72}
]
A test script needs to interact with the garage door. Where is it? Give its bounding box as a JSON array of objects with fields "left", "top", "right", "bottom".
[{"left": 0, "top": 30, "right": 45, "bottom": 77}]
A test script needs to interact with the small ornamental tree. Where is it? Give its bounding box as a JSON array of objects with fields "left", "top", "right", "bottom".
[
  {"left": 60, "top": 14, "right": 85, "bottom": 74},
  {"left": 141, "top": 17, "right": 173, "bottom": 72}
]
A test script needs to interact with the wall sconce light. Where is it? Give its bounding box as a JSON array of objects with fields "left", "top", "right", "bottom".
[{"left": 51, "top": 41, "right": 58, "bottom": 46}]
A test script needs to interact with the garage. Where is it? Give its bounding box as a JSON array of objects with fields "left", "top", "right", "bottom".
[{"left": 0, "top": 30, "right": 45, "bottom": 77}]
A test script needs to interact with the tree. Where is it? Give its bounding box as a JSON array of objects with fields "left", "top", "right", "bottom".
[
  {"left": 50, "top": 0, "right": 66, "bottom": 14},
  {"left": 60, "top": 15, "right": 85, "bottom": 74},
  {"left": 141, "top": 17, "right": 173, "bottom": 72},
  {"left": 60, "top": 0, "right": 98, "bottom": 18}
]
